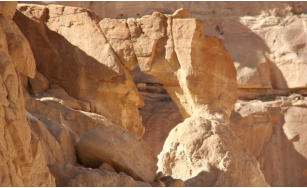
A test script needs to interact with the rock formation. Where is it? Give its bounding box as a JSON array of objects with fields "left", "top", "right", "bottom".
[
  {"left": 230, "top": 95, "right": 307, "bottom": 186},
  {"left": 14, "top": 4, "right": 144, "bottom": 137},
  {"left": 77, "top": 126, "right": 157, "bottom": 182},
  {"left": 1, "top": 1, "right": 307, "bottom": 187},
  {"left": 0, "top": 2, "right": 55, "bottom": 186},
  {"left": 39, "top": 1, "right": 307, "bottom": 89}
]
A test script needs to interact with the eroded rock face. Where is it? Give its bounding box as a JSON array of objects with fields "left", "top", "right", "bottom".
[
  {"left": 77, "top": 126, "right": 157, "bottom": 183},
  {"left": 14, "top": 4, "right": 144, "bottom": 137},
  {"left": 50, "top": 2, "right": 307, "bottom": 89},
  {"left": 0, "top": 6, "right": 55, "bottom": 186},
  {"left": 230, "top": 95, "right": 307, "bottom": 186},
  {"left": 9, "top": 3, "right": 287, "bottom": 186}
]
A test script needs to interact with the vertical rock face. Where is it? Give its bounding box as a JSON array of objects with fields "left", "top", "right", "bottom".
[{"left": 0, "top": 3, "right": 55, "bottom": 186}]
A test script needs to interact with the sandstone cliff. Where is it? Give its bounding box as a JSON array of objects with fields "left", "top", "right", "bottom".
[{"left": 1, "top": 1, "right": 307, "bottom": 187}]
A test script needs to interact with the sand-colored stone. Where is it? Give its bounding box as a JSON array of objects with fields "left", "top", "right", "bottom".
[
  {"left": 158, "top": 114, "right": 268, "bottom": 186},
  {"left": 47, "top": 2, "right": 307, "bottom": 89},
  {"left": 77, "top": 126, "right": 157, "bottom": 182},
  {"left": 24, "top": 89, "right": 115, "bottom": 139},
  {"left": 0, "top": 14, "right": 36, "bottom": 78},
  {"left": 14, "top": 4, "right": 144, "bottom": 137},
  {"left": 48, "top": 164, "right": 151, "bottom": 187},
  {"left": 27, "top": 112, "right": 77, "bottom": 165},
  {"left": 0, "top": 13, "right": 54, "bottom": 186},
  {"left": 230, "top": 96, "right": 307, "bottom": 186}
]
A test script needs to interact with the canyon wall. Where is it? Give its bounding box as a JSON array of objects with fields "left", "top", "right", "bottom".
[{"left": 1, "top": 1, "right": 307, "bottom": 187}]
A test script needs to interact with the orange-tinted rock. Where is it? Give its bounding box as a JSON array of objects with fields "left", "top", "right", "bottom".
[
  {"left": 14, "top": 4, "right": 145, "bottom": 137},
  {"left": 0, "top": 1, "right": 17, "bottom": 19},
  {"left": 0, "top": 12, "right": 55, "bottom": 186}
]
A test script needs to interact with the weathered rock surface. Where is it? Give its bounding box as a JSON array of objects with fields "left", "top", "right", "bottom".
[
  {"left": 48, "top": 2, "right": 307, "bottom": 89},
  {"left": 8, "top": 2, "right": 307, "bottom": 187},
  {"left": 24, "top": 88, "right": 114, "bottom": 140},
  {"left": 158, "top": 114, "right": 268, "bottom": 186},
  {"left": 48, "top": 164, "right": 151, "bottom": 187},
  {"left": 0, "top": 8, "right": 55, "bottom": 186},
  {"left": 77, "top": 126, "right": 157, "bottom": 183},
  {"left": 14, "top": 4, "right": 145, "bottom": 137},
  {"left": 230, "top": 95, "right": 307, "bottom": 186},
  {"left": 0, "top": 11, "right": 36, "bottom": 78},
  {"left": 27, "top": 112, "right": 77, "bottom": 165},
  {"left": 137, "top": 12, "right": 237, "bottom": 118}
]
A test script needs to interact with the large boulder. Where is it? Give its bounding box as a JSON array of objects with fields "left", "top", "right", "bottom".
[
  {"left": 77, "top": 126, "right": 157, "bottom": 183},
  {"left": 158, "top": 114, "right": 268, "bottom": 186}
]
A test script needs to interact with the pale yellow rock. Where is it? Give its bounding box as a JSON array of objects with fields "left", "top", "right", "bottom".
[
  {"left": 230, "top": 96, "right": 307, "bottom": 186},
  {"left": 99, "top": 18, "right": 137, "bottom": 70},
  {"left": 158, "top": 114, "right": 268, "bottom": 186},
  {"left": 32, "top": 2, "right": 307, "bottom": 89}
]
